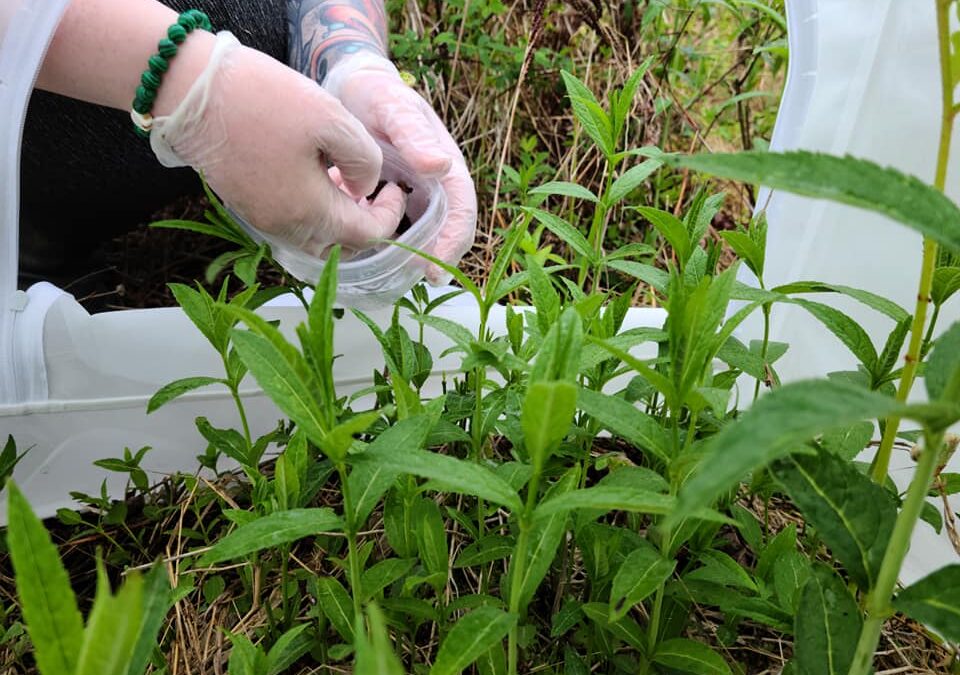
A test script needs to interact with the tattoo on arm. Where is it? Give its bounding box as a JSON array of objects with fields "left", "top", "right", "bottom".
[{"left": 287, "top": 0, "right": 389, "bottom": 84}]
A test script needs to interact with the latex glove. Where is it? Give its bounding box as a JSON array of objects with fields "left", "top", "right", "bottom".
[
  {"left": 324, "top": 53, "right": 478, "bottom": 284},
  {"left": 150, "top": 32, "right": 406, "bottom": 256}
]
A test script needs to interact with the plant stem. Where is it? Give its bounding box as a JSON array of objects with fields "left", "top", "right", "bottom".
[
  {"left": 507, "top": 468, "right": 543, "bottom": 675},
  {"left": 922, "top": 303, "right": 942, "bottom": 358},
  {"left": 580, "top": 159, "right": 615, "bottom": 289},
  {"left": 871, "top": 0, "right": 953, "bottom": 483},
  {"left": 850, "top": 430, "right": 944, "bottom": 675},
  {"left": 752, "top": 302, "right": 771, "bottom": 401},
  {"left": 222, "top": 354, "right": 253, "bottom": 446},
  {"left": 337, "top": 464, "right": 364, "bottom": 619}
]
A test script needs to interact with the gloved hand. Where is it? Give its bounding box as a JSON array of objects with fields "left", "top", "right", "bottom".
[
  {"left": 323, "top": 53, "right": 478, "bottom": 284},
  {"left": 150, "top": 32, "right": 406, "bottom": 257}
]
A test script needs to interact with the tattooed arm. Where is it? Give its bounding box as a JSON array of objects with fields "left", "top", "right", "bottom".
[{"left": 287, "top": 0, "right": 389, "bottom": 84}]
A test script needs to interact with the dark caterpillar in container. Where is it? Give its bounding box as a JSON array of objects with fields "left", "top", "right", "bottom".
[{"left": 367, "top": 180, "right": 414, "bottom": 236}]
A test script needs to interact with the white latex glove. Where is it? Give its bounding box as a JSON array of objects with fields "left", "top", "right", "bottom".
[
  {"left": 150, "top": 32, "right": 405, "bottom": 256},
  {"left": 324, "top": 53, "right": 478, "bottom": 284}
]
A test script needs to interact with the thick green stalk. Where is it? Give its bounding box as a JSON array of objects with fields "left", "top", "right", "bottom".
[
  {"left": 850, "top": 431, "right": 944, "bottom": 675},
  {"left": 507, "top": 469, "right": 543, "bottom": 675},
  {"left": 337, "top": 464, "right": 364, "bottom": 619},
  {"left": 871, "top": 0, "right": 953, "bottom": 483}
]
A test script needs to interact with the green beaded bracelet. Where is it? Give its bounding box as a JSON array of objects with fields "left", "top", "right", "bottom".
[{"left": 130, "top": 9, "right": 212, "bottom": 138}]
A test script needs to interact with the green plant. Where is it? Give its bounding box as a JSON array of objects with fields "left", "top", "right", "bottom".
[
  {"left": 8, "top": 4, "right": 960, "bottom": 671},
  {"left": 5, "top": 482, "right": 173, "bottom": 675}
]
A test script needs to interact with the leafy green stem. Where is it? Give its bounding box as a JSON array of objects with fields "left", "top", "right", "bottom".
[
  {"left": 507, "top": 467, "right": 543, "bottom": 675},
  {"left": 752, "top": 302, "right": 772, "bottom": 401},
  {"left": 336, "top": 463, "right": 364, "bottom": 619},
  {"left": 221, "top": 353, "right": 252, "bottom": 447},
  {"left": 871, "top": 0, "right": 953, "bottom": 483},
  {"left": 850, "top": 430, "right": 944, "bottom": 675}
]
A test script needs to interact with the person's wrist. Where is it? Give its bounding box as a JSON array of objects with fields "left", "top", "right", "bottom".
[
  {"left": 323, "top": 52, "right": 398, "bottom": 98},
  {"left": 151, "top": 28, "right": 217, "bottom": 117}
]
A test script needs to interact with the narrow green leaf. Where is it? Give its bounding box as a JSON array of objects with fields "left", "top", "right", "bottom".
[
  {"left": 794, "top": 567, "right": 862, "bottom": 675},
  {"left": 360, "top": 558, "right": 416, "bottom": 602},
  {"left": 533, "top": 486, "right": 675, "bottom": 523},
  {"left": 170, "top": 283, "right": 219, "bottom": 350},
  {"left": 75, "top": 564, "right": 144, "bottom": 675},
  {"left": 124, "top": 564, "right": 174, "bottom": 675},
  {"left": 609, "top": 544, "right": 676, "bottom": 622},
  {"left": 666, "top": 151, "right": 960, "bottom": 251},
  {"left": 789, "top": 298, "right": 878, "bottom": 370},
  {"left": 684, "top": 550, "right": 758, "bottom": 593},
  {"left": 314, "top": 577, "right": 355, "bottom": 641},
  {"left": 892, "top": 565, "right": 960, "bottom": 642},
  {"left": 607, "top": 160, "right": 663, "bottom": 205},
  {"left": 771, "top": 451, "right": 896, "bottom": 590},
  {"left": 653, "top": 638, "right": 732, "bottom": 675},
  {"left": 225, "top": 632, "right": 262, "bottom": 675},
  {"left": 670, "top": 380, "right": 911, "bottom": 527},
  {"left": 522, "top": 381, "right": 577, "bottom": 468},
  {"left": 821, "top": 421, "right": 874, "bottom": 461},
  {"left": 581, "top": 603, "right": 647, "bottom": 652},
  {"left": 201, "top": 509, "right": 343, "bottom": 564},
  {"left": 147, "top": 376, "right": 222, "bottom": 413},
  {"left": 385, "top": 240, "right": 483, "bottom": 304},
  {"left": 774, "top": 281, "right": 909, "bottom": 322},
  {"left": 414, "top": 498, "right": 449, "bottom": 582},
  {"left": 530, "top": 307, "right": 583, "bottom": 383},
  {"left": 529, "top": 181, "right": 598, "bottom": 203},
  {"left": 561, "top": 70, "right": 613, "bottom": 157},
  {"left": 354, "top": 603, "right": 404, "bottom": 675},
  {"left": 577, "top": 388, "right": 671, "bottom": 463},
  {"left": 454, "top": 535, "right": 516, "bottom": 569},
  {"left": 266, "top": 624, "right": 313, "bottom": 675},
  {"left": 150, "top": 218, "right": 246, "bottom": 245},
  {"left": 322, "top": 410, "right": 382, "bottom": 464},
  {"left": 230, "top": 330, "right": 329, "bottom": 449},
  {"left": 635, "top": 206, "right": 692, "bottom": 262},
  {"left": 348, "top": 416, "right": 432, "bottom": 526},
  {"left": 607, "top": 260, "right": 669, "bottom": 292},
  {"left": 356, "top": 448, "right": 522, "bottom": 512},
  {"left": 926, "top": 321, "right": 960, "bottom": 403},
  {"left": 196, "top": 417, "right": 250, "bottom": 467},
  {"left": 6, "top": 482, "right": 84, "bottom": 675},
  {"left": 516, "top": 468, "right": 579, "bottom": 611},
  {"left": 429, "top": 607, "right": 518, "bottom": 675},
  {"left": 485, "top": 216, "right": 529, "bottom": 305},
  {"left": 523, "top": 208, "right": 596, "bottom": 263},
  {"left": 307, "top": 245, "right": 339, "bottom": 418},
  {"left": 932, "top": 267, "right": 960, "bottom": 306},
  {"left": 720, "top": 230, "right": 764, "bottom": 279},
  {"left": 773, "top": 551, "right": 811, "bottom": 614},
  {"left": 417, "top": 313, "right": 475, "bottom": 350}
]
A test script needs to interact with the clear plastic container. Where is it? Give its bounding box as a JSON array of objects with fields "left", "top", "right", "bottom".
[{"left": 231, "top": 144, "right": 447, "bottom": 309}]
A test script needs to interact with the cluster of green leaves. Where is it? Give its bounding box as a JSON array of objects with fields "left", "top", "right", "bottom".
[{"left": 6, "top": 32, "right": 960, "bottom": 675}]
